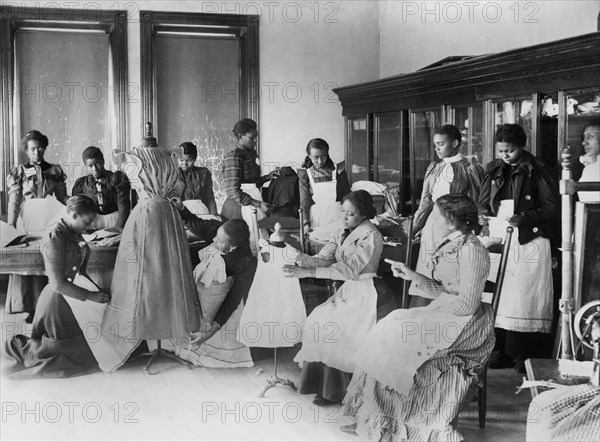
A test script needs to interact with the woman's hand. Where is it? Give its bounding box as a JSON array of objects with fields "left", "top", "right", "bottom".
[
  {"left": 87, "top": 290, "right": 111, "bottom": 304},
  {"left": 189, "top": 322, "right": 220, "bottom": 349},
  {"left": 384, "top": 259, "right": 418, "bottom": 281},
  {"left": 506, "top": 213, "right": 525, "bottom": 227},
  {"left": 259, "top": 201, "right": 271, "bottom": 213},
  {"left": 168, "top": 197, "right": 184, "bottom": 211},
  {"left": 283, "top": 264, "right": 314, "bottom": 279},
  {"left": 478, "top": 213, "right": 490, "bottom": 226}
]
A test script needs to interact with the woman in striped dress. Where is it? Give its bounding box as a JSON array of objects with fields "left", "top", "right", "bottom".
[{"left": 341, "top": 194, "right": 493, "bottom": 441}]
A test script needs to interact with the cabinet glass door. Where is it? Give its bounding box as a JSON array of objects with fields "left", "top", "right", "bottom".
[
  {"left": 409, "top": 109, "right": 442, "bottom": 213},
  {"left": 452, "top": 105, "right": 484, "bottom": 164},
  {"left": 494, "top": 99, "right": 535, "bottom": 153},
  {"left": 347, "top": 116, "right": 370, "bottom": 184}
]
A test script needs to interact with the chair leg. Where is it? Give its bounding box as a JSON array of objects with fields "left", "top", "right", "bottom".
[{"left": 478, "top": 366, "right": 488, "bottom": 429}]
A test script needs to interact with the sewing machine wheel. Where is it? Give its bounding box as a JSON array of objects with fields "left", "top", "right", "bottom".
[{"left": 574, "top": 300, "right": 600, "bottom": 350}]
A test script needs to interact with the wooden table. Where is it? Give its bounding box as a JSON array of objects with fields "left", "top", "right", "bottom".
[
  {"left": 1, "top": 239, "right": 206, "bottom": 275},
  {"left": 524, "top": 358, "right": 591, "bottom": 397}
]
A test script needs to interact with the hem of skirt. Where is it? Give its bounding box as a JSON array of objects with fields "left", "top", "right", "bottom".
[{"left": 495, "top": 317, "right": 552, "bottom": 333}]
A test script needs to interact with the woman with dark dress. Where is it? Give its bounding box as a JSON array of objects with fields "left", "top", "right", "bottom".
[
  {"left": 4, "top": 196, "right": 110, "bottom": 378},
  {"left": 283, "top": 190, "right": 395, "bottom": 406},
  {"left": 72, "top": 146, "right": 131, "bottom": 230},
  {"left": 5, "top": 130, "right": 69, "bottom": 323}
]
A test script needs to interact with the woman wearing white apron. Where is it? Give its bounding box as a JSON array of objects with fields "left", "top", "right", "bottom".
[
  {"left": 341, "top": 194, "right": 493, "bottom": 441},
  {"left": 479, "top": 123, "right": 559, "bottom": 372},
  {"left": 284, "top": 190, "right": 395, "bottom": 406},
  {"left": 409, "top": 124, "right": 484, "bottom": 307},
  {"left": 221, "top": 119, "right": 278, "bottom": 253},
  {"left": 297, "top": 138, "right": 351, "bottom": 242},
  {"left": 5, "top": 130, "right": 69, "bottom": 323}
]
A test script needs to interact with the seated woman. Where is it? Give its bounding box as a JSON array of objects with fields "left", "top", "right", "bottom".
[
  {"left": 172, "top": 141, "right": 219, "bottom": 217},
  {"left": 297, "top": 138, "right": 351, "bottom": 239},
  {"left": 341, "top": 194, "right": 493, "bottom": 441},
  {"left": 72, "top": 146, "right": 131, "bottom": 230},
  {"left": 578, "top": 119, "right": 600, "bottom": 202},
  {"left": 284, "top": 190, "right": 395, "bottom": 406},
  {"left": 4, "top": 196, "right": 111, "bottom": 378},
  {"left": 6, "top": 129, "right": 69, "bottom": 323}
]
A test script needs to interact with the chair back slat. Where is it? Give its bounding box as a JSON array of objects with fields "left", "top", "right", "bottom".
[
  {"left": 401, "top": 215, "right": 414, "bottom": 309},
  {"left": 491, "top": 226, "right": 514, "bottom": 321},
  {"left": 298, "top": 208, "right": 307, "bottom": 254}
]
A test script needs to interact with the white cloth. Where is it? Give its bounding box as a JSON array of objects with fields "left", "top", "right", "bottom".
[
  {"left": 240, "top": 183, "right": 264, "bottom": 256},
  {"left": 64, "top": 274, "right": 141, "bottom": 372},
  {"left": 353, "top": 293, "right": 471, "bottom": 392},
  {"left": 237, "top": 244, "right": 305, "bottom": 347},
  {"left": 578, "top": 155, "right": 600, "bottom": 202},
  {"left": 293, "top": 274, "right": 378, "bottom": 373},
  {"left": 194, "top": 245, "right": 227, "bottom": 287},
  {"left": 494, "top": 200, "right": 553, "bottom": 333},
  {"left": 16, "top": 197, "right": 66, "bottom": 235},
  {"left": 86, "top": 212, "right": 120, "bottom": 230},
  {"left": 182, "top": 199, "right": 210, "bottom": 216},
  {"left": 307, "top": 166, "right": 344, "bottom": 241},
  {"left": 351, "top": 180, "right": 388, "bottom": 196}
]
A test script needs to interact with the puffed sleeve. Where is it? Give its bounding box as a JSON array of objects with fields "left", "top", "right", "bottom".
[
  {"left": 51, "top": 165, "right": 68, "bottom": 204},
  {"left": 297, "top": 168, "right": 314, "bottom": 222},
  {"left": 113, "top": 171, "right": 131, "bottom": 228},
  {"left": 412, "top": 162, "right": 438, "bottom": 234},
  {"left": 466, "top": 162, "right": 485, "bottom": 208},
  {"left": 6, "top": 165, "right": 24, "bottom": 227},
  {"left": 478, "top": 163, "right": 494, "bottom": 216},
  {"left": 223, "top": 151, "right": 261, "bottom": 208},
  {"left": 41, "top": 231, "right": 94, "bottom": 301},
  {"left": 314, "top": 230, "right": 382, "bottom": 281}
]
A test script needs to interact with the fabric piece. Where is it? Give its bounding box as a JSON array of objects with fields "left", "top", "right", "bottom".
[
  {"left": 102, "top": 198, "right": 202, "bottom": 340},
  {"left": 351, "top": 180, "right": 388, "bottom": 196},
  {"left": 237, "top": 244, "right": 305, "bottom": 347},
  {"left": 16, "top": 197, "right": 67, "bottom": 235}
]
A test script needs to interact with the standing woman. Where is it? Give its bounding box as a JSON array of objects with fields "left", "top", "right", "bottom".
[
  {"left": 297, "top": 138, "right": 351, "bottom": 234},
  {"left": 221, "top": 119, "right": 277, "bottom": 220},
  {"left": 479, "top": 123, "right": 559, "bottom": 372},
  {"left": 284, "top": 190, "right": 394, "bottom": 406},
  {"left": 409, "top": 124, "right": 484, "bottom": 306},
  {"left": 6, "top": 130, "right": 68, "bottom": 322},
  {"left": 72, "top": 146, "right": 131, "bottom": 230}
]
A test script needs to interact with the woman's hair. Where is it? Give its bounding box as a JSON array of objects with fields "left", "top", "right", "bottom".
[
  {"left": 179, "top": 142, "right": 197, "bottom": 157},
  {"left": 232, "top": 119, "right": 258, "bottom": 138},
  {"left": 583, "top": 118, "right": 600, "bottom": 133},
  {"left": 495, "top": 124, "right": 527, "bottom": 148},
  {"left": 435, "top": 193, "right": 480, "bottom": 235},
  {"left": 21, "top": 130, "right": 49, "bottom": 150},
  {"left": 302, "top": 138, "right": 336, "bottom": 169},
  {"left": 222, "top": 219, "right": 250, "bottom": 247},
  {"left": 434, "top": 124, "right": 462, "bottom": 146},
  {"left": 342, "top": 190, "right": 377, "bottom": 220},
  {"left": 81, "top": 146, "right": 104, "bottom": 162},
  {"left": 66, "top": 195, "right": 98, "bottom": 216}
]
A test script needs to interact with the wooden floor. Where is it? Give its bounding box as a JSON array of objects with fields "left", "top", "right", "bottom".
[{"left": 0, "top": 281, "right": 531, "bottom": 442}]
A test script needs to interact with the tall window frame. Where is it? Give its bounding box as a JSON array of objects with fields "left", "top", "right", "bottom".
[
  {"left": 0, "top": 6, "right": 128, "bottom": 212},
  {"left": 139, "top": 11, "right": 259, "bottom": 144}
]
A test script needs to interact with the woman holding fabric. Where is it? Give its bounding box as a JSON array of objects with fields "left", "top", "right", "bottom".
[
  {"left": 341, "top": 193, "right": 493, "bottom": 441},
  {"left": 283, "top": 190, "right": 395, "bottom": 406}
]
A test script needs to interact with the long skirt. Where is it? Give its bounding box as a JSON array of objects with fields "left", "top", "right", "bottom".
[
  {"left": 343, "top": 304, "right": 495, "bottom": 441},
  {"left": 3, "top": 285, "right": 98, "bottom": 378}
]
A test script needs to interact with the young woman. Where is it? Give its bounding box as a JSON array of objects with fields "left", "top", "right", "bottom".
[
  {"left": 72, "top": 146, "right": 131, "bottom": 230},
  {"left": 297, "top": 138, "right": 351, "bottom": 235},
  {"left": 341, "top": 194, "right": 492, "bottom": 441},
  {"left": 6, "top": 130, "right": 69, "bottom": 322},
  {"left": 221, "top": 119, "right": 277, "bottom": 221},
  {"left": 409, "top": 124, "right": 484, "bottom": 306},
  {"left": 284, "top": 190, "right": 394, "bottom": 406},
  {"left": 172, "top": 141, "right": 218, "bottom": 216},
  {"left": 4, "top": 196, "right": 110, "bottom": 378},
  {"left": 578, "top": 120, "right": 600, "bottom": 202},
  {"left": 479, "top": 123, "right": 559, "bottom": 372}
]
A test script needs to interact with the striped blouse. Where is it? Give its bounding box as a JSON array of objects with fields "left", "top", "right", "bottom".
[
  {"left": 413, "top": 231, "right": 490, "bottom": 316},
  {"left": 222, "top": 147, "right": 265, "bottom": 208}
]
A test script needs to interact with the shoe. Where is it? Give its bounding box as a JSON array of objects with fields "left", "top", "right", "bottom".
[
  {"left": 340, "top": 422, "right": 358, "bottom": 435},
  {"left": 312, "top": 395, "right": 337, "bottom": 407},
  {"left": 514, "top": 359, "right": 526, "bottom": 374},
  {"left": 488, "top": 351, "right": 515, "bottom": 369}
]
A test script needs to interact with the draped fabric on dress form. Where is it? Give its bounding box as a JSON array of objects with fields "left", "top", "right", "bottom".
[{"left": 102, "top": 147, "right": 202, "bottom": 341}]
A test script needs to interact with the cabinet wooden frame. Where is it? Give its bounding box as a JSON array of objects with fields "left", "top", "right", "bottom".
[{"left": 139, "top": 10, "right": 259, "bottom": 144}]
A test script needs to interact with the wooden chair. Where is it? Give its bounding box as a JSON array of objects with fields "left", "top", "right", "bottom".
[{"left": 477, "top": 226, "right": 514, "bottom": 429}]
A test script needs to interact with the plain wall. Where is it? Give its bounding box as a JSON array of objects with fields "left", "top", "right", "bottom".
[{"left": 379, "top": 0, "right": 600, "bottom": 76}]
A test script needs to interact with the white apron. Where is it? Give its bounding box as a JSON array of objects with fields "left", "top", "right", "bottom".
[
  {"left": 237, "top": 244, "right": 306, "bottom": 347},
  {"left": 353, "top": 293, "right": 471, "bottom": 392},
  {"left": 293, "top": 273, "right": 378, "bottom": 373},
  {"left": 307, "top": 167, "right": 344, "bottom": 241},
  {"left": 240, "top": 183, "right": 265, "bottom": 255},
  {"left": 64, "top": 274, "right": 141, "bottom": 372},
  {"left": 491, "top": 200, "right": 553, "bottom": 333}
]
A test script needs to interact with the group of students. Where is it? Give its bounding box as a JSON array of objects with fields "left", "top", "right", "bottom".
[{"left": 3, "top": 118, "right": 600, "bottom": 440}]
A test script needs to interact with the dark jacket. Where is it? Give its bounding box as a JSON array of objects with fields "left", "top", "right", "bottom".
[{"left": 479, "top": 151, "right": 559, "bottom": 246}]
